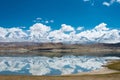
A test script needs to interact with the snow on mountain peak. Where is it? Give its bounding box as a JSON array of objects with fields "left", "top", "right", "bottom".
[
  {"left": 0, "top": 27, "right": 8, "bottom": 38},
  {"left": 0, "top": 22, "right": 120, "bottom": 43}
]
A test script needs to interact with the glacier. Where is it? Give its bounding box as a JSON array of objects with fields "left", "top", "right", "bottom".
[{"left": 0, "top": 56, "right": 119, "bottom": 75}]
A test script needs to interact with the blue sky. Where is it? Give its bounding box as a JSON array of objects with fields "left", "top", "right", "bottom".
[{"left": 0, "top": 0, "right": 120, "bottom": 30}]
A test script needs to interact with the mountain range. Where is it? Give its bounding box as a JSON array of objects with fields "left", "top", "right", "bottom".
[{"left": 0, "top": 23, "right": 120, "bottom": 43}]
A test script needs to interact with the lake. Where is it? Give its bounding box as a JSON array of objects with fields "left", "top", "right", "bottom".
[{"left": 0, "top": 54, "right": 119, "bottom": 75}]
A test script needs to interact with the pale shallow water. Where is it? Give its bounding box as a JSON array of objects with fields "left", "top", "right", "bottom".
[{"left": 0, "top": 55, "right": 119, "bottom": 75}]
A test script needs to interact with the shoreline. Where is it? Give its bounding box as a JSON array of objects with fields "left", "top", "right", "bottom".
[
  {"left": 69, "top": 67, "right": 119, "bottom": 76},
  {"left": 62, "top": 59, "right": 120, "bottom": 76}
]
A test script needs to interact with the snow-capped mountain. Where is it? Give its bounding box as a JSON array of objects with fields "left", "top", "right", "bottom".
[
  {"left": 0, "top": 23, "right": 120, "bottom": 43},
  {"left": 5, "top": 28, "right": 28, "bottom": 42},
  {"left": 29, "top": 23, "right": 51, "bottom": 42},
  {"left": 0, "top": 56, "right": 119, "bottom": 75}
]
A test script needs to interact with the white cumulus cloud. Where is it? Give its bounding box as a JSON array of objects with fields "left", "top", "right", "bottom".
[
  {"left": 0, "top": 22, "right": 120, "bottom": 43},
  {"left": 103, "top": 2, "right": 110, "bottom": 6},
  {"left": 36, "top": 17, "right": 42, "bottom": 20},
  {"left": 61, "top": 24, "right": 74, "bottom": 32},
  {"left": 45, "top": 20, "right": 49, "bottom": 24},
  {"left": 50, "top": 20, "right": 54, "bottom": 23},
  {"left": 83, "top": 0, "right": 120, "bottom": 6},
  {"left": 117, "top": 0, "right": 120, "bottom": 3},
  {"left": 77, "top": 26, "right": 84, "bottom": 31},
  {"left": 83, "top": 0, "right": 90, "bottom": 2},
  {"left": 103, "top": 0, "right": 120, "bottom": 6},
  {"left": 30, "top": 23, "right": 51, "bottom": 32},
  {"left": 94, "top": 23, "right": 109, "bottom": 31},
  {"left": 29, "top": 23, "right": 51, "bottom": 42}
]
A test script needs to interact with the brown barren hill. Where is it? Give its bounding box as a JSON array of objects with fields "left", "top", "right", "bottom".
[{"left": 0, "top": 42, "right": 120, "bottom": 57}]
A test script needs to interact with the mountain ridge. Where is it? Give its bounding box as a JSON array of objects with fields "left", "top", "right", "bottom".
[
  {"left": 0, "top": 42, "right": 120, "bottom": 57},
  {"left": 0, "top": 23, "right": 120, "bottom": 43}
]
